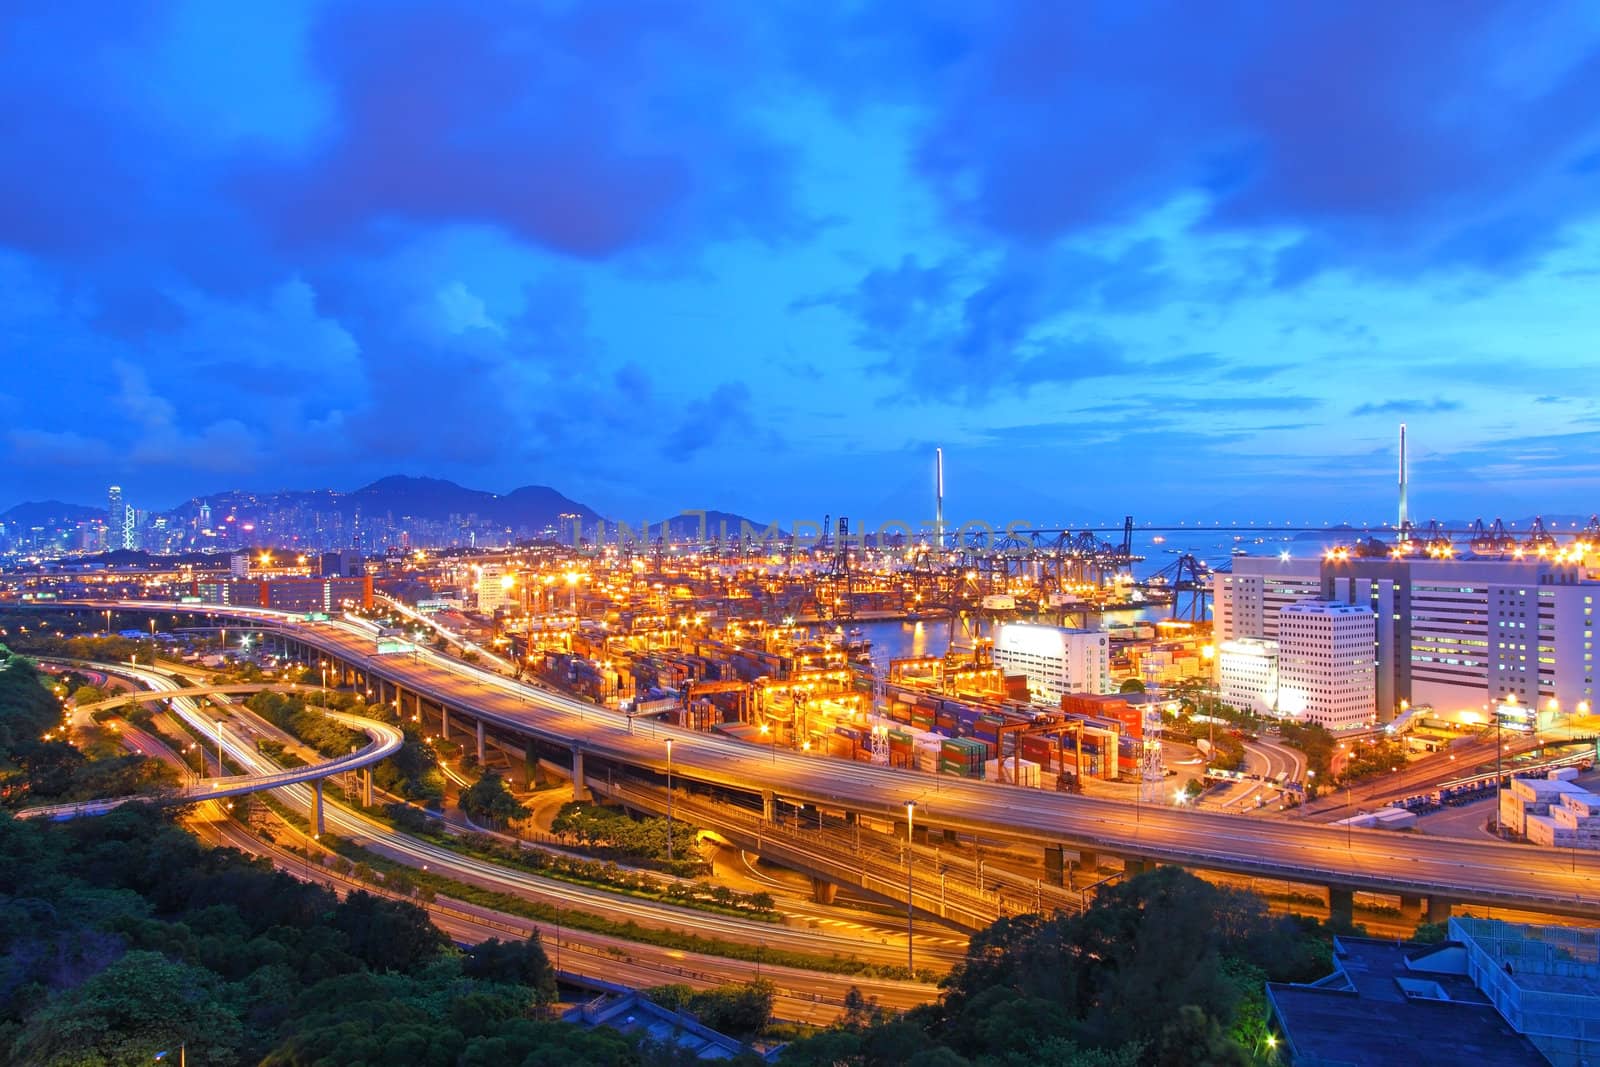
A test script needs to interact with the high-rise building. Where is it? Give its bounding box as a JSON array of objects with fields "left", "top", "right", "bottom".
[
  {"left": 993, "top": 623, "right": 1110, "bottom": 704},
  {"left": 1215, "top": 553, "right": 1599, "bottom": 722},
  {"left": 104, "top": 484, "right": 137, "bottom": 550},
  {"left": 1276, "top": 599, "right": 1377, "bottom": 730},
  {"left": 1218, "top": 638, "right": 1280, "bottom": 716},
  {"left": 1212, "top": 555, "right": 1324, "bottom": 643},
  {"left": 476, "top": 563, "right": 516, "bottom": 614}
]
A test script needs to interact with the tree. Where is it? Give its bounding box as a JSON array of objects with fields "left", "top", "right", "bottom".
[
  {"left": 460, "top": 771, "right": 531, "bottom": 829},
  {"left": 7, "top": 950, "right": 245, "bottom": 1066},
  {"left": 463, "top": 935, "right": 556, "bottom": 1003},
  {"left": 328, "top": 890, "right": 448, "bottom": 974},
  {"left": 1118, "top": 679, "right": 1146, "bottom": 694}
]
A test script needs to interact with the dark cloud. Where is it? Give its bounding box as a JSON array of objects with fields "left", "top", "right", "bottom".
[
  {"left": 890, "top": 2, "right": 1600, "bottom": 278},
  {"left": 240, "top": 2, "right": 806, "bottom": 263}
]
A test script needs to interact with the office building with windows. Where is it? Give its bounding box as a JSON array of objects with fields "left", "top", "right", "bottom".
[{"left": 993, "top": 623, "right": 1110, "bottom": 704}]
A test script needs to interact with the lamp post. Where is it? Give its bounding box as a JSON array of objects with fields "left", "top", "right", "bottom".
[
  {"left": 665, "top": 739, "right": 674, "bottom": 863},
  {"left": 905, "top": 800, "right": 916, "bottom": 975}
]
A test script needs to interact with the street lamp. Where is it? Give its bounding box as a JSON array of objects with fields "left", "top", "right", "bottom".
[
  {"left": 905, "top": 800, "right": 916, "bottom": 975},
  {"left": 664, "top": 739, "right": 674, "bottom": 863}
]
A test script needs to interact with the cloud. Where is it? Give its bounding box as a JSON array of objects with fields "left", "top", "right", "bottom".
[
  {"left": 661, "top": 381, "right": 783, "bottom": 460},
  {"left": 889, "top": 3, "right": 1600, "bottom": 278},
  {"left": 239, "top": 3, "right": 808, "bottom": 263},
  {"left": 6, "top": 429, "right": 115, "bottom": 468},
  {"left": 1350, "top": 398, "right": 1462, "bottom": 416}
]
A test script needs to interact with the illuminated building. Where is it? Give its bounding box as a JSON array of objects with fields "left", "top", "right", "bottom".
[
  {"left": 1217, "top": 638, "right": 1279, "bottom": 716},
  {"left": 992, "top": 623, "right": 1110, "bottom": 704},
  {"left": 1276, "top": 600, "right": 1376, "bottom": 730}
]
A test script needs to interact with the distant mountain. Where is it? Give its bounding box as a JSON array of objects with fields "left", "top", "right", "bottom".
[
  {"left": 165, "top": 476, "right": 606, "bottom": 543},
  {"left": 1, "top": 500, "right": 104, "bottom": 526},
  {"left": 344, "top": 475, "right": 602, "bottom": 530},
  {"left": 1, "top": 477, "right": 778, "bottom": 546},
  {"left": 595, "top": 509, "right": 784, "bottom": 544}
]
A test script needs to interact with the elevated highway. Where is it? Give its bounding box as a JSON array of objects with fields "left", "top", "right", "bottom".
[
  {"left": 17, "top": 675, "right": 402, "bottom": 822},
  {"left": 49, "top": 601, "right": 1600, "bottom": 922}
]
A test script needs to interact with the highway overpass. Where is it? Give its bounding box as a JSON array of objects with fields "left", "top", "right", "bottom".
[
  {"left": 17, "top": 675, "right": 402, "bottom": 827},
  {"left": 41, "top": 600, "right": 1600, "bottom": 923}
]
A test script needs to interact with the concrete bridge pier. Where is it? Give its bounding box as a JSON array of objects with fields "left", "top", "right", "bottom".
[
  {"left": 1123, "top": 857, "right": 1151, "bottom": 877},
  {"left": 762, "top": 790, "right": 776, "bottom": 822},
  {"left": 440, "top": 705, "right": 450, "bottom": 741},
  {"left": 1077, "top": 849, "right": 1098, "bottom": 872},
  {"left": 1328, "top": 887, "right": 1354, "bottom": 928},
  {"left": 361, "top": 769, "right": 373, "bottom": 807},
  {"left": 476, "top": 720, "right": 486, "bottom": 764},
  {"left": 570, "top": 745, "right": 588, "bottom": 802},
  {"left": 1427, "top": 898, "right": 1452, "bottom": 923},
  {"left": 312, "top": 779, "right": 326, "bottom": 837},
  {"left": 1400, "top": 894, "right": 1423, "bottom": 922},
  {"left": 1044, "top": 845, "right": 1064, "bottom": 886},
  {"left": 811, "top": 877, "right": 838, "bottom": 905}
]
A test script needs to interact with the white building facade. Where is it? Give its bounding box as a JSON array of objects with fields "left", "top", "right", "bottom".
[
  {"left": 993, "top": 623, "right": 1110, "bottom": 704},
  {"left": 1212, "top": 556, "right": 1324, "bottom": 644},
  {"left": 1218, "top": 638, "right": 1280, "bottom": 716},
  {"left": 475, "top": 563, "right": 516, "bottom": 614},
  {"left": 1276, "top": 599, "right": 1377, "bottom": 730},
  {"left": 1216, "top": 554, "right": 1598, "bottom": 724}
]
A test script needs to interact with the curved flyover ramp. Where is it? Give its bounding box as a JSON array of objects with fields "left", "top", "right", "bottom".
[{"left": 16, "top": 683, "right": 403, "bottom": 820}]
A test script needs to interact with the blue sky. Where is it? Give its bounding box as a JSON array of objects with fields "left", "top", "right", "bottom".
[{"left": 4, "top": 1, "right": 1600, "bottom": 526}]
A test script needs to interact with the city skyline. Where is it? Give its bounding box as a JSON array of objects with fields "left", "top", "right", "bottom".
[{"left": 6, "top": 4, "right": 1600, "bottom": 522}]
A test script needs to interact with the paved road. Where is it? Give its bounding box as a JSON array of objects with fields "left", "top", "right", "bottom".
[
  {"left": 71, "top": 661, "right": 942, "bottom": 1016},
  {"left": 16, "top": 679, "right": 402, "bottom": 820},
  {"left": 67, "top": 601, "right": 1600, "bottom": 919}
]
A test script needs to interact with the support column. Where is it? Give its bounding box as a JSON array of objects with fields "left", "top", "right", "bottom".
[
  {"left": 362, "top": 769, "right": 373, "bottom": 807},
  {"left": 571, "top": 745, "right": 588, "bottom": 802},
  {"left": 1400, "top": 895, "right": 1423, "bottom": 923},
  {"left": 313, "top": 779, "right": 326, "bottom": 837},
  {"left": 1426, "top": 898, "right": 1452, "bottom": 924},
  {"left": 811, "top": 877, "right": 838, "bottom": 905},
  {"left": 441, "top": 706, "right": 450, "bottom": 740},
  {"left": 1328, "top": 887, "right": 1354, "bottom": 928},
  {"left": 476, "top": 720, "right": 485, "bottom": 764},
  {"left": 1044, "top": 845, "right": 1066, "bottom": 887},
  {"left": 1077, "top": 849, "right": 1098, "bottom": 872},
  {"left": 1123, "top": 858, "right": 1149, "bottom": 877},
  {"left": 762, "top": 790, "right": 776, "bottom": 822}
]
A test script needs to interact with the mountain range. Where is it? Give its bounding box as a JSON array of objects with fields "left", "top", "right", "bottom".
[{"left": 0, "top": 476, "right": 774, "bottom": 542}]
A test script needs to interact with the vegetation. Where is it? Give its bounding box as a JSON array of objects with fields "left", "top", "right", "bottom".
[
  {"left": 551, "top": 801, "right": 711, "bottom": 877},
  {"left": 0, "top": 646, "right": 177, "bottom": 808},
  {"left": 369, "top": 802, "right": 778, "bottom": 921},
  {"left": 1277, "top": 721, "right": 1335, "bottom": 795},
  {"left": 1334, "top": 736, "right": 1408, "bottom": 786},
  {"left": 460, "top": 771, "right": 531, "bottom": 829},
  {"left": 780, "top": 866, "right": 1334, "bottom": 1065},
  {"left": 245, "top": 691, "right": 366, "bottom": 760},
  {"left": 0, "top": 804, "right": 677, "bottom": 1065},
  {"left": 643, "top": 981, "right": 775, "bottom": 1037}
]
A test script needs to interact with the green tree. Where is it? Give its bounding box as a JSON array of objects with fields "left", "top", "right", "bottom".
[
  {"left": 7, "top": 950, "right": 244, "bottom": 1067},
  {"left": 460, "top": 771, "right": 531, "bottom": 828},
  {"left": 1118, "top": 679, "right": 1146, "bottom": 694},
  {"left": 462, "top": 934, "right": 557, "bottom": 1003}
]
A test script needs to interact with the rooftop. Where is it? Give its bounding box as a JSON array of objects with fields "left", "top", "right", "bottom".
[{"left": 1266, "top": 936, "right": 1543, "bottom": 1067}]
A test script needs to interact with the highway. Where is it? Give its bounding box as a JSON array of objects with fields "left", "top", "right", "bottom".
[
  {"left": 79, "top": 700, "right": 935, "bottom": 1023},
  {"left": 16, "top": 681, "right": 403, "bottom": 820},
  {"left": 89, "top": 659, "right": 964, "bottom": 972},
  {"left": 66, "top": 601, "right": 1600, "bottom": 919}
]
